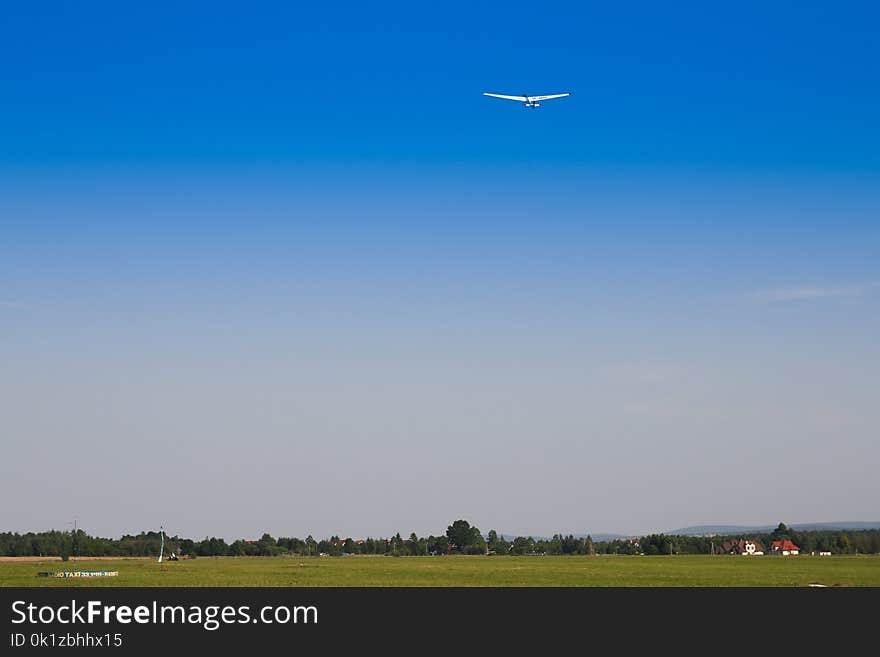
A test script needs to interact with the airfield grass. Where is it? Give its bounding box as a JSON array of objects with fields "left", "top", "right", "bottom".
[{"left": 1, "top": 555, "right": 878, "bottom": 587}]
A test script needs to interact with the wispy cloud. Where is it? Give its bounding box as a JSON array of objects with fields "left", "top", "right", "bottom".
[
  {"left": 0, "top": 300, "right": 27, "bottom": 309},
  {"left": 751, "top": 283, "right": 875, "bottom": 303}
]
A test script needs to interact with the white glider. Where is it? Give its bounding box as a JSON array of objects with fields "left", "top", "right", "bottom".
[{"left": 483, "top": 92, "right": 571, "bottom": 108}]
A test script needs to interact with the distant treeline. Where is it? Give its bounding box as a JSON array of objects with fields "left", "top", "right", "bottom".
[{"left": 2, "top": 521, "right": 878, "bottom": 558}]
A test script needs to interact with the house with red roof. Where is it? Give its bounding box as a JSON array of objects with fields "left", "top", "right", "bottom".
[
  {"left": 771, "top": 539, "right": 801, "bottom": 555},
  {"left": 720, "top": 539, "right": 764, "bottom": 555}
]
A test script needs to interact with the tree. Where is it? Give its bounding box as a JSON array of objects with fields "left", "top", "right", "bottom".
[
  {"left": 447, "top": 519, "right": 484, "bottom": 553},
  {"left": 256, "top": 533, "right": 282, "bottom": 556},
  {"left": 770, "top": 523, "right": 790, "bottom": 540},
  {"left": 510, "top": 536, "right": 535, "bottom": 555},
  {"left": 486, "top": 530, "right": 509, "bottom": 555},
  {"left": 467, "top": 532, "right": 488, "bottom": 555},
  {"left": 426, "top": 535, "right": 448, "bottom": 555},
  {"left": 408, "top": 533, "right": 421, "bottom": 556}
]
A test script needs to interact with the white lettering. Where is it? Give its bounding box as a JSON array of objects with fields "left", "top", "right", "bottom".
[{"left": 11, "top": 602, "right": 26, "bottom": 624}]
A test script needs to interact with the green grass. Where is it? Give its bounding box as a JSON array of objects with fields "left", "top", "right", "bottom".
[{"left": 2, "top": 555, "right": 879, "bottom": 587}]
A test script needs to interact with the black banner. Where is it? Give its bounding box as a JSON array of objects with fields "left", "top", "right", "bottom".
[{"left": 1, "top": 587, "right": 874, "bottom": 650}]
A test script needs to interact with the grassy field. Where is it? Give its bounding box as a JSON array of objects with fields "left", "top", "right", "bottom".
[{"left": 1, "top": 554, "right": 878, "bottom": 587}]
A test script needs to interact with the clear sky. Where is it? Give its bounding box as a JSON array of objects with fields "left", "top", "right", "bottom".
[{"left": 1, "top": 1, "right": 878, "bottom": 540}]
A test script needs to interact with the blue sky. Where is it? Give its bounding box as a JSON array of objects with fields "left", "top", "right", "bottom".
[
  {"left": 1, "top": 1, "right": 878, "bottom": 539},
  {"left": 3, "top": 1, "right": 878, "bottom": 168}
]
